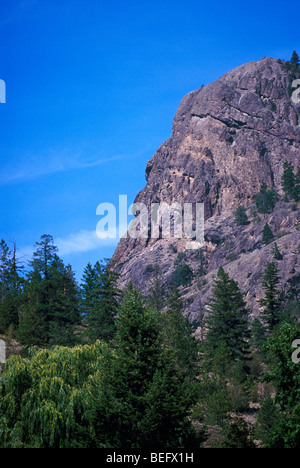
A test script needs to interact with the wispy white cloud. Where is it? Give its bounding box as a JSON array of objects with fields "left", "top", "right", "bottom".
[
  {"left": 0, "top": 150, "right": 122, "bottom": 185},
  {"left": 56, "top": 229, "right": 119, "bottom": 256}
]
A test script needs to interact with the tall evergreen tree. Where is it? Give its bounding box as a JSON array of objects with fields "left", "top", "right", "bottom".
[
  {"left": 0, "top": 240, "right": 24, "bottom": 333},
  {"left": 205, "top": 267, "right": 250, "bottom": 361},
  {"left": 282, "top": 161, "right": 300, "bottom": 202},
  {"left": 262, "top": 223, "right": 274, "bottom": 245},
  {"left": 91, "top": 283, "right": 203, "bottom": 448},
  {"left": 46, "top": 257, "right": 80, "bottom": 346},
  {"left": 234, "top": 206, "right": 249, "bottom": 226},
  {"left": 31, "top": 234, "right": 58, "bottom": 279},
  {"left": 18, "top": 235, "right": 80, "bottom": 347},
  {"left": 147, "top": 264, "right": 165, "bottom": 312},
  {"left": 282, "top": 161, "right": 296, "bottom": 200},
  {"left": 80, "top": 262, "right": 100, "bottom": 316},
  {"left": 163, "top": 287, "right": 199, "bottom": 378},
  {"left": 259, "top": 262, "right": 282, "bottom": 333},
  {"left": 290, "top": 50, "right": 300, "bottom": 70},
  {"left": 82, "top": 259, "right": 121, "bottom": 342},
  {"left": 272, "top": 243, "right": 283, "bottom": 261},
  {"left": 251, "top": 317, "right": 267, "bottom": 354},
  {"left": 0, "top": 240, "right": 10, "bottom": 301},
  {"left": 0, "top": 240, "right": 11, "bottom": 333}
]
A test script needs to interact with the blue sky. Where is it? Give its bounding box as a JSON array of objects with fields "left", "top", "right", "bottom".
[{"left": 0, "top": 0, "right": 299, "bottom": 282}]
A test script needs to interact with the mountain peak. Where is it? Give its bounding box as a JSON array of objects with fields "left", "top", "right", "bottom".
[{"left": 113, "top": 57, "right": 300, "bottom": 321}]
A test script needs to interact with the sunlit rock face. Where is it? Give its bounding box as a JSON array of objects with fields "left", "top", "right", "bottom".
[{"left": 113, "top": 58, "right": 300, "bottom": 322}]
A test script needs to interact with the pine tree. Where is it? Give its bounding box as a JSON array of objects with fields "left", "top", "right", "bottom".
[
  {"left": 91, "top": 283, "right": 204, "bottom": 448},
  {"left": 290, "top": 50, "right": 300, "bottom": 70},
  {"left": 80, "top": 262, "right": 100, "bottom": 317},
  {"left": 0, "top": 240, "right": 24, "bottom": 333},
  {"left": 0, "top": 240, "right": 11, "bottom": 333},
  {"left": 218, "top": 417, "right": 256, "bottom": 448},
  {"left": 262, "top": 223, "right": 274, "bottom": 245},
  {"left": 251, "top": 317, "right": 267, "bottom": 355},
  {"left": 234, "top": 205, "right": 249, "bottom": 226},
  {"left": 171, "top": 263, "right": 194, "bottom": 288},
  {"left": 147, "top": 264, "right": 165, "bottom": 312},
  {"left": 255, "top": 183, "right": 278, "bottom": 215},
  {"left": 18, "top": 235, "right": 80, "bottom": 347},
  {"left": 205, "top": 267, "right": 250, "bottom": 362},
  {"left": 47, "top": 257, "right": 80, "bottom": 346},
  {"left": 282, "top": 161, "right": 300, "bottom": 202},
  {"left": 164, "top": 287, "right": 199, "bottom": 378},
  {"left": 282, "top": 161, "right": 296, "bottom": 200},
  {"left": 0, "top": 240, "right": 10, "bottom": 300},
  {"left": 31, "top": 234, "right": 58, "bottom": 280},
  {"left": 272, "top": 243, "right": 283, "bottom": 261},
  {"left": 255, "top": 396, "right": 282, "bottom": 448},
  {"left": 259, "top": 262, "right": 282, "bottom": 333},
  {"left": 82, "top": 259, "right": 121, "bottom": 343}
]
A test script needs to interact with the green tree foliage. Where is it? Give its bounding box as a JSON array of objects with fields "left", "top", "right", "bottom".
[
  {"left": 284, "top": 51, "right": 300, "bottom": 72},
  {"left": 0, "top": 240, "right": 24, "bottom": 333},
  {"left": 17, "top": 235, "right": 80, "bottom": 347},
  {"left": 262, "top": 223, "right": 274, "bottom": 245},
  {"left": 259, "top": 262, "right": 282, "bottom": 333},
  {"left": 147, "top": 263, "right": 165, "bottom": 312},
  {"left": 217, "top": 417, "right": 256, "bottom": 448},
  {"left": 251, "top": 318, "right": 267, "bottom": 355},
  {"left": 261, "top": 323, "right": 300, "bottom": 448},
  {"left": 255, "top": 183, "right": 279, "bottom": 215},
  {"left": 80, "top": 259, "right": 121, "bottom": 342},
  {"left": 290, "top": 50, "right": 300, "bottom": 70},
  {"left": 163, "top": 287, "right": 199, "bottom": 378},
  {"left": 0, "top": 342, "right": 109, "bottom": 448},
  {"left": 255, "top": 396, "right": 282, "bottom": 448},
  {"left": 171, "top": 263, "right": 194, "bottom": 288},
  {"left": 91, "top": 284, "right": 204, "bottom": 448},
  {"left": 234, "top": 205, "right": 249, "bottom": 226},
  {"left": 272, "top": 242, "right": 283, "bottom": 261},
  {"left": 205, "top": 267, "right": 250, "bottom": 362},
  {"left": 0, "top": 282, "right": 205, "bottom": 449},
  {"left": 282, "top": 161, "right": 300, "bottom": 202},
  {"left": 2, "top": 226, "right": 300, "bottom": 449},
  {"left": 80, "top": 262, "right": 100, "bottom": 318}
]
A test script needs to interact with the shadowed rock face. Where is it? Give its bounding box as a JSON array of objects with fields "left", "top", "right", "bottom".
[{"left": 113, "top": 58, "right": 300, "bottom": 322}]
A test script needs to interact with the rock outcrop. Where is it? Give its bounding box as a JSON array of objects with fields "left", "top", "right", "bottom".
[{"left": 113, "top": 57, "right": 300, "bottom": 323}]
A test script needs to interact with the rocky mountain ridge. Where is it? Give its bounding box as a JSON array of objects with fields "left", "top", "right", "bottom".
[{"left": 113, "top": 57, "right": 300, "bottom": 323}]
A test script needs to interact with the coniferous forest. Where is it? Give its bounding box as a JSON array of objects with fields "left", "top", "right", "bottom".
[{"left": 0, "top": 222, "right": 299, "bottom": 448}]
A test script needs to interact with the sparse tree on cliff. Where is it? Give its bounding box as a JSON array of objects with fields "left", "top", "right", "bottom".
[{"left": 290, "top": 50, "right": 300, "bottom": 70}]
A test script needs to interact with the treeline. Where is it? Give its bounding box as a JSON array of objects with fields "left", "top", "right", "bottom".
[
  {"left": 0, "top": 235, "right": 80, "bottom": 347},
  {"left": 0, "top": 234, "right": 123, "bottom": 347},
  {"left": 0, "top": 229, "right": 299, "bottom": 447},
  {"left": 0, "top": 262, "right": 204, "bottom": 448}
]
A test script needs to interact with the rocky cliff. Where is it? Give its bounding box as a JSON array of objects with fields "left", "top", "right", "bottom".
[{"left": 113, "top": 57, "right": 300, "bottom": 323}]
